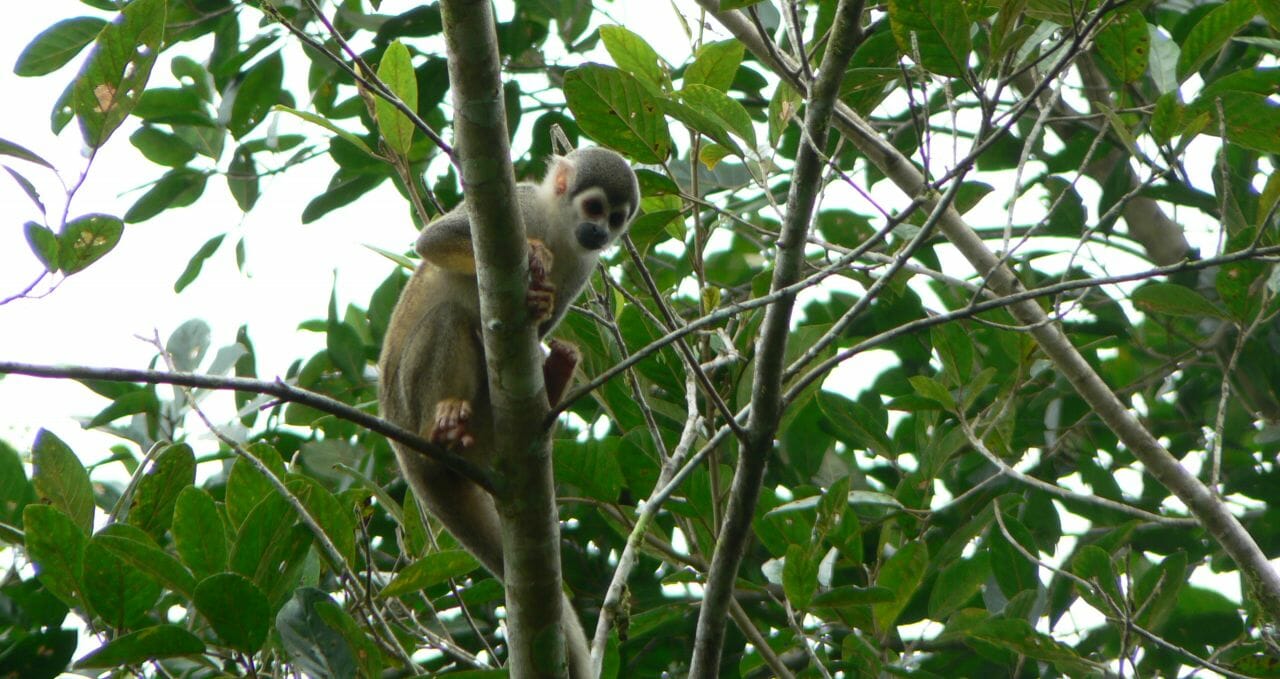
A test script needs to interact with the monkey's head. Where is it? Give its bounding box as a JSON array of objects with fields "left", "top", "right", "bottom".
[{"left": 546, "top": 147, "right": 639, "bottom": 253}]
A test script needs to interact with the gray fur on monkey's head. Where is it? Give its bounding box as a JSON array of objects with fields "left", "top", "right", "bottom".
[{"left": 561, "top": 147, "right": 640, "bottom": 219}]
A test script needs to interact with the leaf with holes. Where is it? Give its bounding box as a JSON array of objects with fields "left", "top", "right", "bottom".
[
  {"left": 564, "top": 65, "right": 672, "bottom": 163},
  {"left": 71, "top": 0, "right": 165, "bottom": 147}
]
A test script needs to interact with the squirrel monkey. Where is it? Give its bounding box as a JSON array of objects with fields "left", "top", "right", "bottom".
[{"left": 378, "top": 147, "right": 638, "bottom": 676}]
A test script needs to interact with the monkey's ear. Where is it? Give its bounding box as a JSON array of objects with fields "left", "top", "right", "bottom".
[{"left": 549, "top": 155, "right": 575, "bottom": 196}]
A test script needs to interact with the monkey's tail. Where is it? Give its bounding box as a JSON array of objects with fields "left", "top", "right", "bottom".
[{"left": 414, "top": 471, "right": 593, "bottom": 677}]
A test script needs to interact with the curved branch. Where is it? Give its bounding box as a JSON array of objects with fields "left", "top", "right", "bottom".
[{"left": 0, "top": 361, "right": 495, "bottom": 493}]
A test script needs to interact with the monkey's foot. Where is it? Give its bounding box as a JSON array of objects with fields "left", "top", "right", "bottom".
[
  {"left": 527, "top": 239, "right": 556, "bottom": 322},
  {"left": 543, "top": 339, "right": 581, "bottom": 406},
  {"left": 430, "top": 398, "right": 475, "bottom": 448}
]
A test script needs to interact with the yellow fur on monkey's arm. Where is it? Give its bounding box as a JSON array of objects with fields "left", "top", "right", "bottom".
[{"left": 415, "top": 211, "right": 477, "bottom": 274}]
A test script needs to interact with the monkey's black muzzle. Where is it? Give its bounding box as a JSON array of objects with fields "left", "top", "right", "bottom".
[{"left": 576, "top": 222, "right": 609, "bottom": 250}]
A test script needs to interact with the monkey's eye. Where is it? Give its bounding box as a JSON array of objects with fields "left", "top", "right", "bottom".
[
  {"left": 582, "top": 198, "right": 605, "bottom": 219},
  {"left": 609, "top": 212, "right": 625, "bottom": 228}
]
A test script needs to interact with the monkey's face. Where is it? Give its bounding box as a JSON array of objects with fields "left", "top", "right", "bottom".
[{"left": 572, "top": 187, "right": 633, "bottom": 252}]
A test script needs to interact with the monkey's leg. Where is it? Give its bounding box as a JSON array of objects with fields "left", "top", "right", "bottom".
[
  {"left": 431, "top": 398, "right": 475, "bottom": 448},
  {"left": 543, "top": 339, "right": 580, "bottom": 407}
]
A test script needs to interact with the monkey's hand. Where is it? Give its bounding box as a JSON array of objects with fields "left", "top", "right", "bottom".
[
  {"left": 429, "top": 398, "right": 476, "bottom": 448},
  {"left": 527, "top": 239, "right": 556, "bottom": 323}
]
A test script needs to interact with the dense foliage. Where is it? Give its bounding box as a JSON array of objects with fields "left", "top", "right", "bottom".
[{"left": 3, "top": 0, "right": 1280, "bottom": 676}]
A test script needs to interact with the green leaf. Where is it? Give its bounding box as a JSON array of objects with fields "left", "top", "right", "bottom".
[
  {"left": 124, "top": 168, "right": 207, "bottom": 223},
  {"left": 0, "top": 628, "right": 77, "bottom": 678},
  {"left": 600, "top": 25, "right": 666, "bottom": 89},
  {"left": 25, "top": 221, "right": 60, "bottom": 272},
  {"left": 684, "top": 39, "right": 744, "bottom": 93},
  {"left": 1202, "top": 91, "right": 1280, "bottom": 154},
  {"left": 83, "top": 536, "right": 161, "bottom": 629},
  {"left": 276, "top": 588, "right": 361, "bottom": 679},
  {"left": 990, "top": 512, "right": 1040, "bottom": 597},
  {"left": 872, "top": 541, "right": 927, "bottom": 630},
  {"left": 554, "top": 438, "right": 624, "bottom": 503},
  {"left": 888, "top": 0, "right": 971, "bottom": 78},
  {"left": 58, "top": 214, "right": 124, "bottom": 274},
  {"left": 967, "top": 618, "right": 1097, "bottom": 675},
  {"left": 129, "top": 126, "right": 196, "bottom": 166},
  {"left": 273, "top": 105, "right": 377, "bottom": 157},
  {"left": 286, "top": 475, "right": 357, "bottom": 568},
  {"left": 174, "top": 234, "right": 225, "bottom": 293},
  {"left": 811, "top": 585, "right": 895, "bottom": 607},
  {"left": 768, "top": 81, "right": 801, "bottom": 146},
  {"left": 127, "top": 442, "right": 195, "bottom": 539},
  {"left": 782, "top": 544, "right": 820, "bottom": 610},
  {"left": 1133, "top": 282, "right": 1229, "bottom": 319},
  {"left": 71, "top": 0, "right": 166, "bottom": 147},
  {"left": 680, "top": 84, "right": 756, "bottom": 148},
  {"left": 380, "top": 550, "right": 481, "bottom": 598},
  {"left": 1094, "top": 9, "right": 1149, "bottom": 84},
  {"left": 32, "top": 429, "right": 94, "bottom": 534},
  {"left": 230, "top": 51, "right": 284, "bottom": 139},
  {"left": 1134, "top": 551, "right": 1186, "bottom": 629},
  {"left": 374, "top": 40, "right": 418, "bottom": 157},
  {"left": 22, "top": 505, "right": 88, "bottom": 611},
  {"left": 1071, "top": 545, "right": 1123, "bottom": 616},
  {"left": 816, "top": 392, "right": 893, "bottom": 458},
  {"left": 15, "top": 17, "right": 107, "bottom": 77},
  {"left": 74, "top": 625, "right": 204, "bottom": 669},
  {"left": 302, "top": 171, "right": 384, "bottom": 223},
  {"left": 564, "top": 64, "right": 672, "bottom": 163},
  {"left": 194, "top": 572, "right": 271, "bottom": 652},
  {"left": 228, "top": 145, "right": 260, "bottom": 211},
  {"left": 0, "top": 137, "right": 56, "bottom": 169},
  {"left": 0, "top": 442, "right": 33, "bottom": 527},
  {"left": 929, "top": 553, "right": 990, "bottom": 619},
  {"left": 909, "top": 375, "right": 956, "bottom": 410},
  {"left": 172, "top": 486, "right": 228, "bottom": 579},
  {"left": 94, "top": 523, "right": 196, "bottom": 599},
  {"left": 225, "top": 443, "right": 287, "bottom": 529},
  {"left": 1177, "top": 0, "right": 1258, "bottom": 82},
  {"left": 313, "top": 596, "right": 383, "bottom": 679}
]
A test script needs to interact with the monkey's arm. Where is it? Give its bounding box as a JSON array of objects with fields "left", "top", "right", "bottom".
[{"left": 416, "top": 206, "right": 557, "bottom": 322}]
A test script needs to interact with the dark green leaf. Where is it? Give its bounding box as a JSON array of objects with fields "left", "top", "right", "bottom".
[
  {"left": 380, "top": 550, "right": 481, "bottom": 598},
  {"left": 93, "top": 523, "right": 196, "bottom": 599},
  {"left": 124, "top": 169, "right": 207, "bottom": 223},
  {"left": 1133, "top": 282, "right": 1228, "bottom": 319},
  {"left": 174, "top": 234, "right": 225, "bottom": 293},
  {"left": 0, "top": 442, "right": 33, "bottom": 527},
  {"left": 302, "top": 171, "right": 383, "bottom": 223},
  {"left": 127, "top": 442, "right": 195, "bottom": 539},
  {"left": 276, "top": 588, "right": 360, "bottom": 679},
  {"left": 22, "top": 505, "right": 88, "bottom": 610},
  {"left": 888, "top": 0, "right": 971, "bottom": 78},
  {"left": 554, "top": 438, "right": 624, "bottom": 502},
  {"left": 225, "top": 443, "right": 286, "bottom": 529},
  {"left": 1095, "top": 9, "right": 1149, "bottom": 83},
  {"left": 172, "top": 486, "right": 227, "bottom": 579},
  {"left": 15, "top": 17, "right": 107, "bottom": 76},
  {"left": 230, "top": 51, "right": 284, "bottom": 139},
  {"left": 0, "top": 628, "right": 77, "bottom": 678},
  {"left": 24, "top": 221, "right": 60, "bottom": 272},
  {"left": 811, "top": 585, "right": 895, "bottom": 607},
  {"left": 71, "top": 0, "right": 166, "bottom": 147},
  {"left": 285, "top": 475, "right": 357, "bottom": 568},
  {"left": 782, "top": 544, "right": 820, "bottom": 610},
  {"left": 872, "top": 542, "right": 927, "bottom": 629},
  {"left": 194, "top": 572, "right": 271, "bottom": 653},
  {"left": 0, "top": 137, "right": 56, "bottom": 169},
  {"left": 966, "top": 618, "right": 1097, "bottom": 675},
  {"left": 564, "top": 64, "right": 672, "bottom": 163},
  {"left": 990, "top": 512, "right": 1040, "bottom": 598},
  {"left": 32, "top": 429, "right": 94, "bottom": 534},
  {"left": 129, "top": 126, "right": 196, "bottom": 166},
  {"left": 680, "top": 84, "right": 756, "bottom": 148},
  {"left": 58, "top": 214, "right": 123, "bottom": 274},
  {"left": 83, "top": 536, "right": 160, "bottom": 629},
  {"left": 74, "top": 625, "right": 203, "bottom": 669},
  {"left": 228, "top": 145, "right": 259, "bottom": 211},
  {"left": 1177, "top": 0, "right": 1257, "bottom": 81},
  {"left": 929, "top": 553, "right": 990, "bottom": 619}
]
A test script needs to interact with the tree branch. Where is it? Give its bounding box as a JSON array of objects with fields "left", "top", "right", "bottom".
[
  {"left": 438, "top": 1, "right": 572, "bottom": 676},
  {"left": 701, "top": 0, "right": 1280, "bottom": 619},
  {"left": 689, "top": 2, "right": 864, "bottom": 675},
  {"left": 0, "top": 361, "right": 494, "bottom": 493}
]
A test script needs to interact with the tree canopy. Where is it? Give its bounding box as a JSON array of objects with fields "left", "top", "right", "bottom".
[{"left": 3, "top": 0, "right": 1280, "bottom": 677}]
